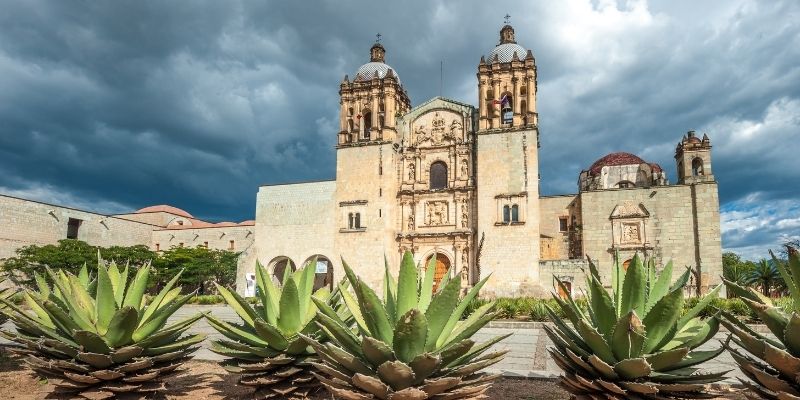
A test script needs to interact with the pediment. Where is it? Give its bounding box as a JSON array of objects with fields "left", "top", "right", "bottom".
[{"left": 610, "top": 202, "right": 649, "bottom": 219}]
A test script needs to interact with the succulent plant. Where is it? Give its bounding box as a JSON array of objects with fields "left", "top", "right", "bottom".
[
  {"left": 0, "top": 260, "right": 204, "bottom": 399},
  {"left": 206, "top": 259, "right": 348, "bottom": 399},
  {"left": 720, "top": 247, "right": 800, "bottom": 399},
  {"left": 0, "top": 277, "right": 14, "bottom": 324},
  {"left": 304, "top": 251, "right": 508, "bottom": 399},
  {"left": 547, "top": 254, "right": 728, "bottom": 399}
]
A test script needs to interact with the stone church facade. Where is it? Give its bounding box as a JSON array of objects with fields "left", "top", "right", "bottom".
[
  {"left": 0, "top": 24, "right": 721, "bottom": 298},
  {"left": 241, "top": 24, "right": 722, "bottom": 297}
]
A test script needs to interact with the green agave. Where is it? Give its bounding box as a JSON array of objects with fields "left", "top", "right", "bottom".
[
  {"left": 304, "top": 251, "right": 508, "bottom": 400},
  {"left": 207, "top": 259, "right": 348, "bottom": 399},
  {"left": 720, "top": 248, "right": 800, "bottom": 399},
  {"left": 547, "top": 254, "right": 728, "bottom": 399},
  {"left": 0, "top": 277, "right": 14, "bottom": 324},
  {"left": 0, "top": 259, "right": 204, "bottom": 399}
]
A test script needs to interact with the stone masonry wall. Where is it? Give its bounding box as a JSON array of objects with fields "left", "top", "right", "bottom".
[
  {"left": 579, "top": 183, "right": 722, "bottom": 292},
  {"left": 539, "top": 195, "right": 577, "bottom": 260},
  {"left": 0, "top": 194, "right": 155, "bottom": 260}
]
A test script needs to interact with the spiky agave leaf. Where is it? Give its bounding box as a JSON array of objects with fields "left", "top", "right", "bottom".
[
  {"left": 207, "top": 258, "right": 350, "bottom": 399},
  {"left": 306, "top": 251, "right": 506, "bottom": 399},
  {"left": 549, "top": 254, "right": 728, "bottom": 399},
  {"left": 0, "top": 256, "right": 204, "bottom": 399},
  {"left": 719, "top": 247, "right": 800, "bottom": 399}
]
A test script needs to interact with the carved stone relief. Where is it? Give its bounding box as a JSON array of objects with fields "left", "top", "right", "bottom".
[
  {"left": 407, "top": 162, "right": 415, "bottom": 182},
  {"left": 461, "top": 203, "right": 469, "bottom": 228},
  {"left": 621, "top": 222, "right": 641, "bottom": 245},
  {"left": 426, "top": 201, "right": 449, "bottom": 226},
  {"left": 460, "top": 159, "right": 469, "bottom": 178}
]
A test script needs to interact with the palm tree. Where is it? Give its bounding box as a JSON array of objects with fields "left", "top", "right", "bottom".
[{"left": 743, "top": 259, "right": 780, "bottom": 297}]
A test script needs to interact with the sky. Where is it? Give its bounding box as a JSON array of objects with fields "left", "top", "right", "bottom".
[{"left": 0, "top": 0, "right": 797, "bottom": 260}]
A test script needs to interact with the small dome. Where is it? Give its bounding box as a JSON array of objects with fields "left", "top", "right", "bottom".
[
  {"left": 487, "top": 43, "right": 527, "bottom": 63},
  {"left": 136, "top": 205, "right": 193, "bottom": 218},
  {"left": 354, "top": 62, "right": 401, "bottom": 83},
  {"left": 687, "top": 136, "right": 702, "bottom": 144},
  {"left": 588, "top": 152, "right": 647, "bottom": 175}
]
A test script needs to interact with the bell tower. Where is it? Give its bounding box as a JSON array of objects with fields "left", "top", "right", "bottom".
[
  {"left": 477, "top": 22, "right": 537, "bottom": 130},
  {"left": 338, "top": 37, "right": 411, "bottom": 145},
  {"left": 675, "top": 130, "right": 715, "bottom": 184},
  {"left": 474, "top": 20, "right": 543, "bottom": 296}
]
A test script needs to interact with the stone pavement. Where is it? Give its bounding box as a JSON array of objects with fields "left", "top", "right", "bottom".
[{"left": 171, "top": 305, "right": 747, "bottom": 384}]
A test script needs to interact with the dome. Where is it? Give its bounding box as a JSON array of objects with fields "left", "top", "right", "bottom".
[
  {"left": 588, "top": 152, "right": 648, "bottom": 175},
  {"left": 136, "top": 205, "right": 193, "bottom": 218},
  {"left": 354, "top": 62, "right": 401, "bottom": 83},
  {"left": 487, "top": 43, "right": 527, "bottom": 63}
]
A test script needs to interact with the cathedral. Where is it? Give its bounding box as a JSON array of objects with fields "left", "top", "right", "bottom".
[{"left": 238, "top": 23, "right": 723, "bottom": 298}]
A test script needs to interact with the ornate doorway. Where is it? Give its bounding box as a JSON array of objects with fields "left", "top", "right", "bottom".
[{"left": 425, "top": 253, "right": 451, "bottom": 292}]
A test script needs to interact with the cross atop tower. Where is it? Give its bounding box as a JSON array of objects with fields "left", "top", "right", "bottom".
[
  {"left": 504, "top": 14, "right": 511, "bottom": 25},
  {"left": 375, "top": 33, "right": 382, "bottom": 43}
]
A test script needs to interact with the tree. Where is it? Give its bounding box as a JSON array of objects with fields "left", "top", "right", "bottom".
[
  {"left": 744, "top": 259, "right": 781, "bottom": 297},
  {"left": 2, "top": 239, "right": 155, "bottom": 288},
  {"left": 722, "top": 251, "right": 754, "bottom": 297},
  {"left": 152, "top": 245, "right": 238, "bottom": 295}
]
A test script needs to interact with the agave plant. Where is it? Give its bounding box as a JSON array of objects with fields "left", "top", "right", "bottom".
[
  {"left": 546, "top": 254, "right": 728, "bottom": 399},
  {"left": 206, "top": 259, "right": 348, "bottom": 399},
  {"left": 0, "top": 259, "right": 204, "bottom": 399},
  {"left": 304, "top": 251, "right": 508, "bottom": 399},
  {"left": 0, "top": 277, "right": 14, "bottom": 324},
  {"left": 720, "top": 248, "right": 800, "bottom": 399}
]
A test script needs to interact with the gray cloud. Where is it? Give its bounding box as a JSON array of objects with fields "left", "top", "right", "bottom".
[{"left": 0, "top": 0, "right": 797, "bottom": 258}]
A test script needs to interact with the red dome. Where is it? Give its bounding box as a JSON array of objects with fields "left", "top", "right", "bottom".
[
  {"left": 588, "top": 152, "right": 647, "bottom": 175},
  {"left": 135, "top": 205, "right": 193, "bottom": 218}
]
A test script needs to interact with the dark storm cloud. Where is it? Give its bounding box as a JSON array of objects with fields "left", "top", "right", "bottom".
[{"left": 0, "top": 0, "right": 797, "bottom": 258}]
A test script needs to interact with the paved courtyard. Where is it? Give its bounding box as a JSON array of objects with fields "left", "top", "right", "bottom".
[{"left": 169, "top": 305, "right": 746, "bottom": 384}]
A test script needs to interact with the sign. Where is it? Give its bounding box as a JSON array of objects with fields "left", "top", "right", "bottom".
[
  {"left": 502, "top": 111, "right": 513, "bottom": 124},
  {"left": 315, "top": 260, "right": 329, "bottom": 274}
]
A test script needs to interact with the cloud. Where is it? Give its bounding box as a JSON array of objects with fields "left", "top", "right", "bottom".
[
  {"left": 721, "top": 192, "right": 800, "bottom": 260},
  {"left": 0, "top": 0, "right": 797, "bottom": 256}
]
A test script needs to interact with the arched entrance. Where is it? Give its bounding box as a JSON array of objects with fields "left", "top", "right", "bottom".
[
  {"left": 424, "top": 252, "right": 451, "bottom": 292},
  {"left": 268, "top": 256, "right": 296, "bottom": 284},
  {"left": 304, "top": 255, "right": 334, "bottom": 291}
]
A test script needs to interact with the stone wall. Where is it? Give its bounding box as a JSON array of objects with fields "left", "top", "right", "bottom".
[
  {"left": 0, "top": 194, "right": 155, "bottom": 260},
  {"left": 240, "top": 180, "right": 337, "bottom": 294},
  {"left": 578, "top": 182, "right": 722, "bottom": 292},
  {"left": 539, "top": 259, "right": 591, "bottom": 297},
  {"left": 151, "top": 225, "right": 255, "bottom": 253},
  {"left": 476, "top": 127, "right": 542, "bottom": 297},
  {"left": 539, "top": 195, "right": 577, "bottom": 260}
]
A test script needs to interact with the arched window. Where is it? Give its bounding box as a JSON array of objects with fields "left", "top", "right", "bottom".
[
  {"left": 520, "top": 85, "right": 527, "bottom": 96},
  {"left": 379, "top": 102, "right": 385, "bottom": 112},
  {"left": 348, "top": 107, "right": 354, "bottom": 116},
  {"left": 430, "top": 161, "right": 448, "bottom": 190},
  {"left": 511, "top": 204, "right": 519, "bottom": 222},
  {"left": 348, "top": 119, "right": 354, "bottom": 132},
  {"left": 363, "top": 111, "right": 372, "bottom": 137},
  {"left": 692, "top": 158, "right": 704, "bottom": 176},
  {"left": 379, "top": 115, "right": 385, "bottom": 129},
  {"left": 500, "top": 92, "right": 513, "bottom": 124},
  {"left": 503, "top": 205, "right": 511, "bottom": 223}
]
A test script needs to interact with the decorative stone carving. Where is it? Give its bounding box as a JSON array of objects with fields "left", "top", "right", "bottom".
[
  {"left": 426, "top": 201, "right": 449, "bottom": 226},
  {"left": 461, "top": 203, "right": 469, "bottom": 228},
  {"left": 431, "top": 113, "right": 447, "bottom": 144},
  {"left": 450, "top": 119, "right": 463, "bottom": 140},
  {"left": 621, "top": 222, "right": 641, "bottom": 244},
  {"left": 407, "top": 163, "right": 415, "bottom": 181},
  {"left": 460, "top": 159, "right": 469, "bottom": 177},
  {"left": 461, "top": 248, "right": 469, "bottom": 281},
  {"left": 407, "top": 214, "right": 415, "bottom": 231},
  {"left": 414, "top": 124, "right": 429, "bottom": 145}
]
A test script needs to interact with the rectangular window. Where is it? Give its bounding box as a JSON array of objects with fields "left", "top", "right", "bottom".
[
  {"left": 379, "top": 188, "right": 382, "bottom": 197},
  {"left": 66, "top": 218, "right": 82, "bottom": 239},
  {"left": 155, "top": 243, "right": 160, "bottom": 251},
  {"left": 179, "top": 242, "right": 184, "bottom": 248},
  {"left": 379, "top": 209, "right": 382, "bottom": 218},
  {"left": 559, "top": 217, "right": 569, "bottom": 232},
  {"left": 229, "top": 240, "right": 235, "bottom": 250},
  {"left": 203, "top": 241, "right": 209, "bottom": 248}
]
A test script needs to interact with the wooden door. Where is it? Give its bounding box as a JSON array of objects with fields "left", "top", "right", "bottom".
[{"left": 426, "top": 253, "right": 451, "bottom": 292}]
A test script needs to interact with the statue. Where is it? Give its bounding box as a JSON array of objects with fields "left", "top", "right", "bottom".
[
  {"left": 450, "top": 119, "right": 463, "bottom": 140},
  {"left": 460, "top": 159, "right": 469, "bottom": 177},
  {"left": 414, "top": 125, "right": 429, "bottom": 145},
  {"left": 407, "top": 214, "right": 415, "bottom": 231},
  {"left": 408, "top": 163, "right": 415, "bottom": 181},
  {"left": 461, "top": 250, "right": 469, "bottom": 280},
  {"left": 461, "top": 203, "right": 469, "bottom": 228}
]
